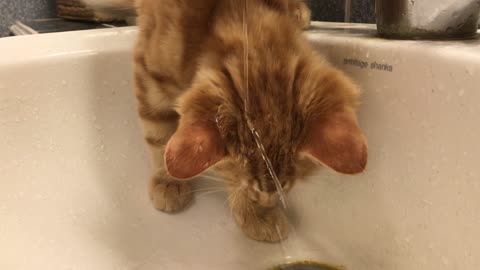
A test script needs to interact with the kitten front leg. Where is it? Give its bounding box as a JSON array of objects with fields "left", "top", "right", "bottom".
[
  {"left": 139, "top": 111, "right": 193, "bottom": 213},
  {"left": 229, "top": 189, "right": 289, "bottom": 242},
  {"left": 149, "top": 162, "right": 192, "bottom": 213}
]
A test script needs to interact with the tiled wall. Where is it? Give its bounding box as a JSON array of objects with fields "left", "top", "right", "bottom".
[{"left": 0, "top": 0, "right": 56, "bottom": 37}]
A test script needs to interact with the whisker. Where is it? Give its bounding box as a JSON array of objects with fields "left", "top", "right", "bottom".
[
  {"left": 150, "top": 167, "right": 230, "bottom": 185},
  {"left": 188, "top": 187, "right": 225, "bottom": 194},
  {"left": 224, "top": 186, "right": 242, "bottom": 207},
  {"left": 225, "top": 187, "right": 243, "bottom": 219},
  {"left": 195, "top": 190, "right": 226, "bottom": 199},
  {"left": 200, "top": 174, "right": 231, "bottom": 184}
]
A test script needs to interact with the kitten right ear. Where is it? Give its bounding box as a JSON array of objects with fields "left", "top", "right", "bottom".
[
  {"left": 165, "top": 120, "right": 225, "bottom": 180},
  {"left": 302, "top": 108, "right": 368, "bottom": 174}
]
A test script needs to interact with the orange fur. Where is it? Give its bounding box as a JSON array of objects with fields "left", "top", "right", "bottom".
[{"left": 130, "top": 0, "right": 367, "bottom": 242}]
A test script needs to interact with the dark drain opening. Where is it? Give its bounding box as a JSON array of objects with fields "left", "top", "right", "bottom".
[{"left": 272, "top": 261, "right": 339, "bottom": 270}]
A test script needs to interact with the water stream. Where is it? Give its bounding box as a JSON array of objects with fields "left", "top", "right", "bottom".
[{"left": 242, "top": 0, "right": 288, "bottom": 210}]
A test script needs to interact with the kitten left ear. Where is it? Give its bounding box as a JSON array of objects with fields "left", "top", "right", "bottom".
[
  {"left": 165, "top": 121, "right": 225, "bottom": 179},
  {"left": 303, "top": 109, "right": 368, "bottom": 174}
]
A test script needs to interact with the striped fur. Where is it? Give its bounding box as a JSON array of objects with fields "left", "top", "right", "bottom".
[{"left": 129, "top": 0, "right": 366, "bottom": 242}]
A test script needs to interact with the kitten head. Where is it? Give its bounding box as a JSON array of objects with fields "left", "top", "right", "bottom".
[{"left": 164, "top": 1, "right": 367, "bottom": 208}]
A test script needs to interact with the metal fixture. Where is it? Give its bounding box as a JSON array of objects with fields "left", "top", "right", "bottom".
[{"left": 376, "top": 0, "right": 480, "bottom": 39}]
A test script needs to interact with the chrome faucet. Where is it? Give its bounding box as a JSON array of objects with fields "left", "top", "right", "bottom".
[{"left": 376, "top": 0, "right": 480, "bottom": 39}]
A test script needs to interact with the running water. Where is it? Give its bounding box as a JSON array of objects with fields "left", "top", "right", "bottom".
[
  {"left": 242, "top": 0, "right": 288, "bottom": 210},
  {"left": 344, "top": 0, "right": 352, "bottom": 23}
]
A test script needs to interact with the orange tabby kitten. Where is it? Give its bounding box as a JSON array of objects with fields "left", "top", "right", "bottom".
[{"left": 85, "top": 0, "right": 367, "bottom": 242}]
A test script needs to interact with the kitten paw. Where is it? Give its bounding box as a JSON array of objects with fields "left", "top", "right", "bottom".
[
  {"left": 149, "top": 179, "right": 192, "bottom": 213},
  {"left": 237, "top": 207, "right": 290, "bottom": 242}
]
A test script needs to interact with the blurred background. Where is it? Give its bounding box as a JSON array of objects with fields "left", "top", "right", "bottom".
[{"left": 0, "top": 0, "right": 376, "bottom": 37}]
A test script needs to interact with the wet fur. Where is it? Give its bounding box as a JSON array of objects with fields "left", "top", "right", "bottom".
[{"left": 87, "top": 0, "right": 367, "bottom": 242}]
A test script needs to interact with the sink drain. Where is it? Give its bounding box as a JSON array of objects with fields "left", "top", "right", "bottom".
[{"left": 272, "top": 261, "right": 339, "bottom": 270}]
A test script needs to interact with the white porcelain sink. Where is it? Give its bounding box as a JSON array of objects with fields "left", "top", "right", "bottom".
[{"left": 1, "top": 22, "right": 480, "bottom": 270}]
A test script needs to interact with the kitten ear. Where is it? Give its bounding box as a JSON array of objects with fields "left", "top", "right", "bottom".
[
  {"left": 165, "top": 121, "right": 225, "bottom": 179},
  {"left": 303, "top": 109, "right": 368, "bottom": 174}
]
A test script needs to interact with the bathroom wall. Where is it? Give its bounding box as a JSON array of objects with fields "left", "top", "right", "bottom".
[
  {"left": 307, "top": 0, "right": 375, "bottom": 23},
  {"left": 0, "top": 0, "right": 56, "bottom": 37},
  {"left": 307, "top": 0, "right": 346, "bottom": 22}
]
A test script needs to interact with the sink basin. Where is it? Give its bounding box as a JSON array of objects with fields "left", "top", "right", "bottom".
[{"left": 1, "top": 22, "right": 480, "bottom": 269}]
